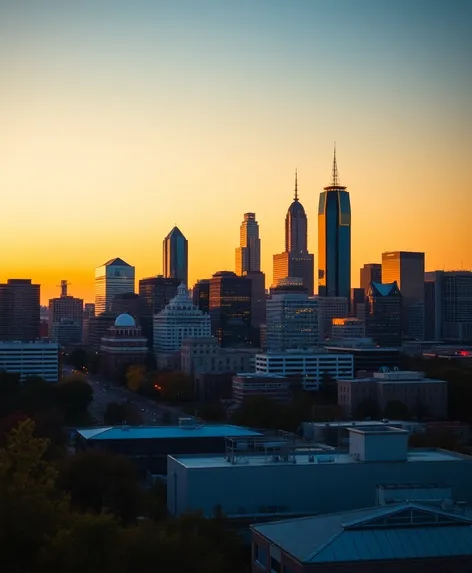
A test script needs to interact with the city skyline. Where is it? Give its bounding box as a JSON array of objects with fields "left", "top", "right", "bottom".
[{"left": 1, "top": 1, "right": 471, "bottom": 304}]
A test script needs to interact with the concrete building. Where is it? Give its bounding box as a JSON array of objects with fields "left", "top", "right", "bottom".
[
  {"left": 255, "top": 350, "right": 354, "bottom": 391},
  {"left": 324, "top": 340, "right": 401, "bottom": 374},
  {"left": 330, "top": 317, "right": 364, "bottom": 339},
  {"left": 192, "top": 279, "right": 210, "bottom": 314},
  {"left": 0, "top": 341, "right": 59, "bottom": 382},
  {"left": 251, "top": 501, "right": 472, "bottom": 573},
  {"left": 84, "top": 312, "right": 116, "bottom": 349},
  {"left": 95, "top": 258, "right": 135, "bottom": 315},
  {"left": 110, "top": 292, "right": 140, "bottom": 322},
  {"left": 316, "top": 296, "right": 348, "bottom": 340},
  {"left": 350, "top": 287, "right": 366, "bottom": 320},
  {"left": 266, "top": 292, "right": 318, "bottom": 351},
  {"left": 167, "top": 426, "right": 472, "bottom": 519},
  {"left": 99, "top": 314, "right": 148, "bottom": 380},
  {"left": 337, "top": 369, "right": 448, "bottom": 419},
  {"left": 180, "top": 337, "right": 257, "bottom": 376},
  {"left": 48, "top": 281, "right": 83, "bottom": 345},
  {"left": 232, "top": 373, "right": 292, "bottom": 405},
  {"left": 0, "top": 279, "right": 40, "bottom": 342},
  {"left": 360, "top": 263, "right": 381, "bottom": 293},
  {"left": 138, "top": 276, "right": 180, "bottom": 347},
  {"left": 153, "top": 284, "right": 211, "bottom": 369}
]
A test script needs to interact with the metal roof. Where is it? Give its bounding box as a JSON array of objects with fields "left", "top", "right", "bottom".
[
  {"left": 252, "top": 503, "right": 472, "bottom": 564},
  {"left": 76, "top": 425, "right": 261, "bottom": 441}
]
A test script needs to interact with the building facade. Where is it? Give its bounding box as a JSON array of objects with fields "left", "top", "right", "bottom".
[
  {"left": 181, "top": 337, "right": 257, "bottom": 374},
  {"left": 0, "top": 341, "right": 59, "bottom": 382},
  {"left": 324, "top": 342, "right": 401, "bottom": 374},
  {"left": 95, "top": 258, "right": 135, "bottom": 315},
  {"left": 163, "top": 226, "right": 188, "bottom": 286},
  {"left": 138, "top": 276, "right": 180, "bottom": 347},
  {"left": 48, "top": 280, "right": 84, "bottom": 345},
  {"left": 232, "top": 373, "right": 292, "bottom": 405},
  {"left": 0, "top": 279, "right": 40, "bottom": 342},
  {"left": 331, "top": 317, "right": 365, "bottom": 339},
  {"left": 318, "top": 148, "right": 351, "bottom": 300},
  {"left": 360, "top": 263, "right": 381, "bottom": 293},
  {"left": 192, "top": 279, "right": 210, "bottom": 314},
  {"left": 235, "top": 212, "right": 261, "bottom": 275},
  {"left": 316, "top": 295, "right": 349, "bottom": 340},
  {"left": 365, "top": 281, "right": 403, "bottom": 347}
]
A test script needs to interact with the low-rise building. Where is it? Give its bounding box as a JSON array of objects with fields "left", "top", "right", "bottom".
[
  {"left": 324, "top": 340, "right": 401, "bottom": 373},
  {"left": 255, "top": 350, "right": 354, "bottom": 391},
  {"left": 0, "top": 341, "right": 59, "bottom": 382},
  {"left": 181, "top": 337, "right": 258, "bottom": 376},
  {"left": 167, "top": 426, "right": 472, "bottom": 520},
  {"left": 337, "top": 369, "right": 448, "bottom": 419},
  {"left": 232, "top": 373, "right": 292, "bottom": 405},
  {"left": 330, "top": 317, "right": 365, "bottom": 339}
]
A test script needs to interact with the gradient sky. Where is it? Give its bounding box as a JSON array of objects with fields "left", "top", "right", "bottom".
[{"left": 1, "top": 0, "right": 471, "bottom": 304}]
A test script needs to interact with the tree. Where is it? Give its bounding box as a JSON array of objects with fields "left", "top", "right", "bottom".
[
  {"left": 126, "top": 365, "right": 147, "bottom": 392},
  {"left": 56, "top": 377, "right": 94, "bottom": 423},
  {"left": 318, "top": 371, "right": 338, "bottom": 405},
  {"left": 104, "top": 402, "right": 143, "bottom": 426},
  {"left": 197, "top": 402, "right": 227, "bottom": 422},
  {"left": 67, "top": 348, "right": 89, "bottom": 371},
  {"left": 383, "top": 400, "right": 410, "bottom": 420},
  {"left": 60, "top": 450, "right": 142, "bottom": 523},
  {"left": 231, "top": 395, "right": 283, "bottom": 430},
  {"left": 354, "top": 399, "right": 381, "bottom": 420},
  {"left": 156, "top": 371, "right": 194, "bottom": 403}
]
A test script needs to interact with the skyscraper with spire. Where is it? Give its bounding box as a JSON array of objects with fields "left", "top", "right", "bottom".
[
  {"left": 273, "top": 172, "right": 314, "bottom": 295},
  {"left": 318, "top": 146, "right": 351, "bottom": 300},
  {"left": 235, "top": 213, "right": 261, "bottom": 275},
  {"left": 163, "top": 226, "right": 188, "bottom": 287}
]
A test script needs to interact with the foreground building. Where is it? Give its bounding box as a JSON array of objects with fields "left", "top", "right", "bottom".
[
  {"left": 167, "top": 426, "right": 472, "bottom": 519},
  {"left": 0, "top": 341, "right": 59, "bottom": 382}
]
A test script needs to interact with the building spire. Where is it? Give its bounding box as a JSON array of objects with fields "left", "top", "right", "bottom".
[
  {"left": 331, "top": 142, "right": 339, "bottom": 186},
  {"left": 294, "top": 169, "right": 298, "bottom": 201}
]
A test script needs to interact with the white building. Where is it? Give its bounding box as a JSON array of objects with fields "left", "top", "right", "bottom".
[
  {"left": 255, "top": 350, "right": 353, "bottom": 391},
  {"left": 266, "top": 293, "right": 318, "bottom": 351},
  {"left": 167, "top": 426, "right": 472, "bottom": 519},
  {"left": 94, "top": 257, "right": 135, "bottom": 315},
  {"left": 153, "top": 283, "right": 211, "bottom": 368},
  {"left": 0, "top": 341, "right": 59, "bottom": 382}
]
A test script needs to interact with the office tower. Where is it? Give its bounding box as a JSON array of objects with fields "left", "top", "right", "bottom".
[
  {"left": 316, "top": 296, "right": 349, "bottom": 341},
  {"left": 235, "top": 213, "right": 261, "bottom": 275},
  {"left": 138, "top": 276, "right": 180, "bottom": 346},
  {"left": 192, "top": 279, "right": 210, "bottom": 314},
  {"left": 382, "top": 251, "right": 425, "bottom": 339},
  {"left": 95, "top": 258, "right": 135, "bottom": 315},
  {"left": 153, "top": 283, "right": 212, "bottom": 369},
  {"left": 48, "top": 280, "right": 84, "bottom": 345},
  {"left": 266, "top": 292, "right": 318, "bottom": 351},
  {"left": 209, "top": 271, "right": 252, "bottom": 347},
  {"left": 84, "top": 303, "right": 95, "bottom": 318},
  {"left": 360, "top": 264, "right": 381, "bottom": 294},
  {"left": 111, "top": 292, "right": 140, "bottom": 321},
  {"left": 424, "top": 271, "right": 472, "bottom": 343},
  {"left": 350, "top": 287, "right": 366, "bottom": 320},
  {"left": 245, "top": 271, "right": 266, "bottom": 331},
  {"left": 318, "top": 147, "right": 351, "bottom": 300},
  {"left": 273, "top": 172, "right": 315, "bottom": 294},
  {"left": 365, "top": 281, "right": 403, "bottom": 347},
  {"left": 163, "top": 226, "right": 188, "bottom": 286},
  {"left": 270, "top": 277, "right": 308, "bottom": 295},
  {"left": 0, "top": 279, "right": 40, "bottom": 342}
]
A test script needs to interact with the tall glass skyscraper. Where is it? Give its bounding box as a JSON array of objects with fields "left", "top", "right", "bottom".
[
  {"left": 318, "top": 147, "right": 351, "bottom": 300},
  {"left": 235, "top": 213, "right": 261, "bottom": 275},
  {"left": 95, "top": 258, "right": 135, "bottom": 315},
  {"left": 163, "top": 226, "right": 188, "bottom": 287}
]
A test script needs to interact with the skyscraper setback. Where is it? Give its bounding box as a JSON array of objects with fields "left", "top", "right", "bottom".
[
  {"left": 318, "top": 147, "right": 351, "bottom": 300},
  {"left": 163, "top": 226, "right": 188, "bottom": 286},
  {"left": 235, "top": 213, "right": 261, "bottom": 275}
]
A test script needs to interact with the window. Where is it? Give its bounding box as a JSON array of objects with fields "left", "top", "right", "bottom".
[
  {"left": 270, "top": 557, "right": 281, "bottom": 573},
  {"left": 254, "top": 544, "right": 267, "bottom": 568}
]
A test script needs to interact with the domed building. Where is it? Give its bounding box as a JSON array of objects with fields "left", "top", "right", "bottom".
[
  {"left": 153, "top": 283, "right": 211, "bottom": 369},
  {"left": 99, "top": 313, "right": 148, "bottom": 380}
]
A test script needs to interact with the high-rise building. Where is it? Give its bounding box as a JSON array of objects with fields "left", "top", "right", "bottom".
[
  {"left": 163, "top": 226, "right": 188, "bottom": 286},
  {"left": 48, "top": 280, "right": 84, "bottom": 345},
  {"left": 0, "top": 279, "right": 40, "bottom": 342},
  {"left": 382, "top": 251, "right": 425, "bottom": 339},
  {"left": 95, "top": 258, "right": 135, "bottom": 315},
  {"left": 192, "top": 279, "right": 210, "bottom": 314},
  {"left": 316, "top": 296, "right": 349, "bottom": 341},
  {"left": 138, "top": 276, "right": 180, "bottom": 347},
  {"left": 318, "top": 147, "right": 351, "bottom": 300},
  {"left": 350, "top": 288, "right": 366, "bottom": 320},
  {"left": 0, "top": 341, "right": 59, "bottom": 382},
  {"left": 245, "top": 271, "right": 266, "bottom": 333},
  {"left": 365, "top": 281, "right": 403, "bottom": 347},
  {"left": 266, "top": 292, "right": 318, "bottom": 351},
  {"left": 360, "top": 264, "right": 381, "bottom": 294},
  {"left": 273, "top": 172, "right": 314, "bottom": 294},
  {"left": 111, "top": 292, "right": 140, "bottom": 322},
  {"left": 209, "top": 271, "right": 253, "bottom": 347},
  {"left": 235, "top": 213, "right": 261, "bottom": 275},
  {"left": 424, "top": 271, "right": 472, "bottom": 343}
]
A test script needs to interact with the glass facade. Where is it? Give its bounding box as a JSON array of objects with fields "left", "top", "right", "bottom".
[
  {"left": 163, "top": 227, "right": 188, "bottom": 286},
  {"left": 318, "top": 188, "right": 351, "bottom": 300},
  {"left": 95, "top": 258, "right": 135, "bottom": 315},
  {"left": 365, "top": 281, "right": 403, "bottom": 347}
]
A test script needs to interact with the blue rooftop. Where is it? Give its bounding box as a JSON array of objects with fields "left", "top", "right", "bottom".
[{"left": 77, "top": 424, "right": 262, "bottom": 441}]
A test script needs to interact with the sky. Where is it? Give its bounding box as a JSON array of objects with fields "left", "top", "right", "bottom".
[{"left": 1, "top": 0, "right": 471, "bottom": 304}]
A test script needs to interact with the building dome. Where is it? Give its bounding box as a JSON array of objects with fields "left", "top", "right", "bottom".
[
  {"left": 287, "top": 199, "right": 306, "bottom": 218},
  {"left": 114, "top": 313, "right": 136, "bottom": 328}
]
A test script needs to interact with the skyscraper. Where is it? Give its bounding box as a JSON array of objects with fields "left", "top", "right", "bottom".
[
  {"left": 235, "top": 213, "right": 261, "bottom": 275},
  {"left": 273, "top": 172, "right": 314, "bottom": 294},
  {"left": 95, "top": 258, "right": 135, "bottom": 315},
  {"left": 382, "top": 251, "right": 425, "bottom": 339},
  {"left": 48, "top": 280, "right": 83, "bottom": 345},
  {"left": 192, "top": 279, "right": 210, "bottom": 314},
  {"left": 138, "top": 276, "right": 180, "bottom": 346},
  {"left": 365, "top": 281, "right": 403, "bottom": 347},
  {"left": 318, "top": 146, "right": 351, "bottom": 300},
  {"left": 0, "top": 279, "right": 40, "bottom": 342},
  {"left": 360, "top": 263, "right": 381, "bottom": 294},
  {"left": 163, "top": 226, "right": 188, "bottom": 286}
]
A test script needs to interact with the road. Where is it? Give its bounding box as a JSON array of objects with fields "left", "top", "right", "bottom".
[{"left": 63, "top": 366, "right": 185, "bottom": 425}]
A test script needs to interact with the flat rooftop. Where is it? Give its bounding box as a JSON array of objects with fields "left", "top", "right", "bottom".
[
  {"left": 307, "top": 420, "right": 423, "bottom": 428},
  {"left": 341, "top": 377, "right": 446, "bottom": 384},
  {"left": 77, "top": 425, "right": 262, "bottom": 441},
  {"left": 170, "top": 448, "right": 469, "bottom": 469}
]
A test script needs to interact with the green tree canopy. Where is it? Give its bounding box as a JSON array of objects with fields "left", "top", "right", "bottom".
[{"left": 104, "top": 401, "right": 142, "bottom": 426}]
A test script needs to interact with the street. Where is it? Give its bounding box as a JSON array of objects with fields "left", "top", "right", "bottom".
[{"left": 62, "top": 366, "right": 185, "bottom": 425}]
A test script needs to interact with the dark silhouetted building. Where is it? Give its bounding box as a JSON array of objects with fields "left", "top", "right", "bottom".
[
  {"left": 0, "top": 279, "right": 40, "bottom": 341},
  {"left": 245, "top": 271, "right": 266, "bottom": 340},
  {"left": 209, "top": 271, "right": 252, "bottom": 347},
  {"left": 318, "top": 147, "right": 351, "bottom": 300},
  {"left": 235, "top": 212, "right": 261, "bottom": 275},
  {"left": 138, "top": 276, "right": 180, "bottom": 346},
  {"left": 382, "top": 251, "right": 425, "bottom": 340},
  {"left": 350, "top": 287, "right": 366, "bottom": 319},
  {"left": 111, "top": 292, "right": 140, "bottom": 322},
  {"left": 365, "top": 281, "right": 402, "bottom": 347},
  {"left": 360, "top": 263, "right": 381, "bottom": 293},
  {"left": 163, "top": 226, "right": 188, "bottom": 286},
  {"left": 85, "top": 312, "right": 116, "bottom": 350},
  {"left": 48, "top": 280, "right": 83, "bottom": 345},
  {"left": 273, "top": 172, "right": 314, "bottom": 295},
  {"left": 192, "top": 279, "right": 210, "bottom": 314},
  {"left": 95, "top": 258, "right": 135, "bottom": 315}
]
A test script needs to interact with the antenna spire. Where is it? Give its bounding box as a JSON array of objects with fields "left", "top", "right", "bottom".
[
  {"left": 294, "top": 169, "right": 298, "bottom": 201},
  {"left": 331, "top": 142, "right": 339, "bottom": 186}
]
